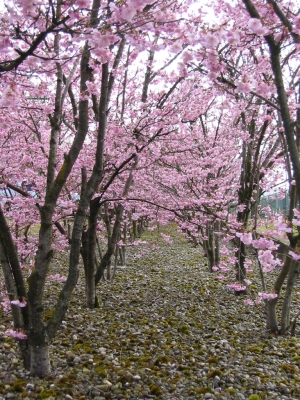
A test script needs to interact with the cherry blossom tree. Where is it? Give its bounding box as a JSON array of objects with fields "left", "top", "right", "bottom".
[
  {"left": 201, "top": 0, "right": 300, "bottom": 333},
  {"left": 0, "top": 0, "right": 196, "bottom": 375},
  {"left": 1, "top": 0, "right": 300, "bottom": 381}
]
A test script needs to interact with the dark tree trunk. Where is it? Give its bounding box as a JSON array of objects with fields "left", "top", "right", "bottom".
[
  {"left": 204, "top": 224, "right": 215, "bottom": 272},
  {"left": 30, "top": 344, "right": 51, "bottom": 377},
  {"left": 0, "top": 236, "right": 31, "bottom": 369},
  {"left": 82, "top": 199, "right": 99, "bottom": 308},
  {"left": 95, "top": 203, "right": 124, "bottom": 285},
  {"left": 235, "top": 239, "right": 247, "bottom": 286},
  {"left": 266, "top": 255, "right": 291, "bottom": 333},
  {"left": 281, "top": 258, "right": 300, "bottom": 334}
]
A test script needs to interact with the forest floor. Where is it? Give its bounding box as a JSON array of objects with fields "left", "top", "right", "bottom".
[{"left": 1, "top": 225, "right": 300, "bottom": 400}]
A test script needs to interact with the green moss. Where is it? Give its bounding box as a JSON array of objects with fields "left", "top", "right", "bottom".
[
  {"left": 67, "top": 374, "right": 78, "bottom": 380},
  {"left": 117, "top": 373, "right": 133, "bottom": 385},
  {"left": 138, "top": 356, "right": 151, "bottom": 363},
  {"left": 39, "top": 389, "right": 57, "bottom": 399},
  {"left": 95, "top": 295, "right": 100, "bottom": 308},
  {"left": 94, "top": 366, "right": 107, "bottom": 378},
  {"left": 183, "top": 369, "right": 191, "bottom": 376},
  {"left": 57, "top": 377, "right": 69, "bottom": 384},
  {"left": 12, "top": 379, "right": 26, "bottom": 392},
  {"left": 43, "top": 308, "right": 54, "bottom": 321},
  {"left": 248, "top": 395, "right": 261, "bottom": 400},
  {"left": 206, "top": 369, "right": 223, "bottom": 379},
  {"left": 123, "top": 360, "right": 131, "bottom": 367},
  {"left": 207, "top": 357, "right": 218, "bottom": 364},
  {"left": 280, "top": 364, "right": 297, "bottom": 374},
  {"left": 128, "top": 355, "right": 140, "bottom": 362},
  {"left": 83, "top": 345, "right": 93, "bottom": 353},
  {"left": 149, "top": 383, "right": 163, "bottom": 396},
  {"left": 154, "top": 355, "right": 170, "bottom": 365},
  {"left": 248, "top": 346, "right": 262, "bottom": 353},
  {"left": 197, "top": 387, "right": 212, "bottom": 394},
  {"left": 177, "top": 324, "right": 189, "bottom": 334},
  {"left": 225, "top": 388, "right": 237, "bottom": 394}
]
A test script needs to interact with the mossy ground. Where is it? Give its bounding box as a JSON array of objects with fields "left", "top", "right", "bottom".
[{"left": 1, "top": 224, "right": 300, "bottom": 399}]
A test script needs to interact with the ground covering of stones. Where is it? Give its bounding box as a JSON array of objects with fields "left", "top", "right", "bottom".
[{"left": 1, "top": 226, "right": 300, "bottom": 400}]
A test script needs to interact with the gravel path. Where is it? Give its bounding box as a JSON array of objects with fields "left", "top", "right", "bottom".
[{"left": 1, "top": 227, "right": 300, "bottom": 399}]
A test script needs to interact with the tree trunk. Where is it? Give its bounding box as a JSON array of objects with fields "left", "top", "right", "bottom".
[
  {"left": 280, "top": 259, "right": 300, "bottom": 334},
  {"left": 95, "top": 204, "right": 124, "bottom": 284},
  {"left": 235, "top": 239, "right": 247, "bottom": 285},
  {"left": 214, "top": 220, "right": 220, "bottom": 267},
  {"left": 82, "top": 199, "right": 99, "bottom": 308},
  {"left": 266, "top": 254, "right": 291, "bottom": 333},
  {"left": 119, "top": 245, "right": 126, "bottom": 266},
  {"left": 30, "top": 344, "right": 51, "bottom": 377},
  {"left": 267, "top": 297, "right": 279, "bottom": 333},
  {"left": 203, "top": 223, "right": 215, "bottom": 272},
  {"left": 0, "top": 237, "right": 31, "bottom": 369}
]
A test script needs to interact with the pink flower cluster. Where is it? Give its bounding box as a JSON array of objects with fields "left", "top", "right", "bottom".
[
  {"left": 292, "top": 208, "right": 300, "bottom": 226},
  {"left": 160, "top": 233, "right": 173, "bottom": 244},
  {"left": 11, "top": 299, "right": 27, "bottom": 307},
  {"left": 289, "top": 251, "right": 300, "bottom": 261},
  {"left": 252, "top": 238, "right": 275, "bottom": 249},
  {"left": 48, "top": 274, "right": 67, "bottom": 282},
  {"left": 248, "top": 18, "right": 268, "bottom": 35},
  {"left": 236, "top": 232, "right": 252, "bottom": 245},
  {"left": 258, "top": 292, "right": 278, "bottom": 300},
  {"left": 5, "top": 329, "right": 27, "bottom": 340},
  {"left": 227, "top": 282, "right": 246, "bottom": 292},
  {"left": 258, "top": 249, "right": 280, "bottom": 272}
]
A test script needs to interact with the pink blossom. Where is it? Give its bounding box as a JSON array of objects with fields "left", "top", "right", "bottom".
[
  {"left": 252, "top": 238, "right": 275, "bottom": 249},
  {"left": 203, "top": 33, "right": 219, "bottom": 49},
  {"left": 227, "top": 31, "right": 240, "bottom": 45},
  {"left": 160, "top": 233, "right": 173, "bottom": 244},
  {"left": 227, "top": 282, "right": 246, "bottom": 291},
  {"left": 48, "top": 274, "right": 67, "bottom": 282},
  {"left": 256, "top": 82, "right": 272, "bottom": 97},
  {"left": 236, "top": 81, "right": 251, "bottom": 94},
  {"left": 237, "top": 204, "right": 246, "bottom": 212},
  {"left": 90, "top": 32, "right": 118, "bottom": 48},
  {"left": 236, "top": 232, "right": 252, "bottom": 245},
  {"left": 275, "top": 222, "right": 292, "bottom": 233},
  {"left": 169, "top": 43, "right": 183, "bottom": 53},
  {"left": 217, "top": 275, "right": 227, "bottom": 280},
  {"left": 292, "top": 208, "right": 300, "bottom": 226},
  {"left": 75, "top": 0, "right": 91, "bottom": 7},
  {"left": 292, "top": 218, "right": 300, "bottom": 226},
  {"left": 79, "top": 93, "right": 89, "bottom": 101},
  {"left": 1, "top": 297, "right": 11, "bottom": 313},
  {"left": 120, "top": 6, "right": 136, "bottom": 21},
  {"left": 0, "top": 37, "right": 11, "bottom": 53},
  {"left": 11, "top": 299, "right": 27, "bottom": 307},
  {"left": 258, "top": 250, "right": 279, "bottom": 271},
  {"left": 208, "top": 71, "right": 218, "bottom": 80},
  {"left": 244, "top": 298, "right": 254, "bottom": 306},
  {"left": 289, "top": 251, "right": 300, "bottom": 261},
  {"left": 5, "top": 329, "right": 27, "bottom": 340},
  {"left": 248, "top": 18, "right": 268, "bottom": 35},
  {"left": 258, "top": 292, "right": 278, "bottom": 300}
]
